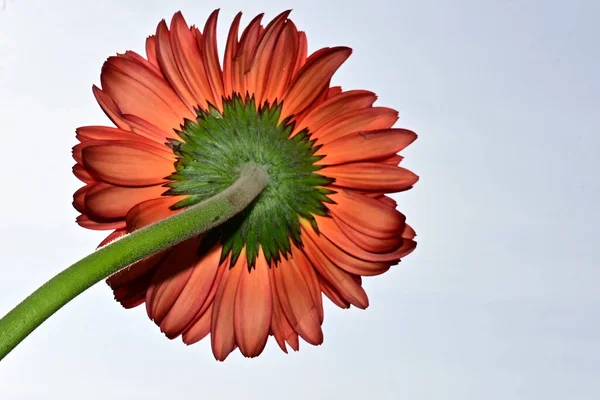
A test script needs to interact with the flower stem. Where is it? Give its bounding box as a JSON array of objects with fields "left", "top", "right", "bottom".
[{"left": 0, "top": 163, "right": 269, "bottom": 361}]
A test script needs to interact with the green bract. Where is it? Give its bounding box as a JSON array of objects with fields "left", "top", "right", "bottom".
[{"left": 166, "top": 95, "right": 335, "bottom": 268}]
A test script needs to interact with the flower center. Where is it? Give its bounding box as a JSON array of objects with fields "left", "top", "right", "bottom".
[{"left": 165, "top": 95, "right": 334, "bottom": 268}]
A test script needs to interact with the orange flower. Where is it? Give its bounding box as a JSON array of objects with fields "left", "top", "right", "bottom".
[{"left": 72, "top": 10, "right": 418, "bottom": 361}]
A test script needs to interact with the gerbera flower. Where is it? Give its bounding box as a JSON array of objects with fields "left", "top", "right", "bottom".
[{"left": 72, "top": 9, "right": 418, "bottom": 361}]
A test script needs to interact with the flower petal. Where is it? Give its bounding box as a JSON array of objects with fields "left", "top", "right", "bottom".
[
  {"left": 320, "top": 163, "right": 419, "bottom": 192},
  {"left": 262, "top": 20, "right": 299, "bottom": 104},
  {"left": 302, "top": 224, "right": 392, "bottom": 276},
  {"left": 301, "top": 227, "right": 369, "bottom": 309},
  {"left": 81, "top": 141, "right": 174, "bottom": 187},
  {"left": 125, "top": 196, "right": 183, "bottom": 231},
  {"left": 295, "top": 90, "right": 377, "bottom": 135},
  {"left": 313, "top": 108, "right": 399, "bottom": 144},
  {"left": 282, "top": 47, "right": 352, "bottom": 117},
  {"left": 315, "top": 128, "right": 416, "bottom": 165},
  {"left": 211, "top": 254, "right": 245, "bottom": 361},
  {"left": 272, "top": 258, "right": 323, "bottom": 345},
  {"left": 84, "top": 183, "right": 167, "bottom": 219},
  {"left": 145, "top": 238, "right": 201, "bottom": 325},
  {"left": 234, "top": 252, "right": 273, "bottom": 357},
  {"left": 199, "top": 10, "right": 225, "bottom": 108},
  {"left": 160, "top": 244, "right": 223, "bottom": 339},
  {"left": 290, "top": 245, "right": 324, "bottom": 323},
  {"left": 76, "top": 214, "right": 125, "bottom": 231},
  {"left": 327, "top": 190, "right": 406, "bottom": 239},
  {"left": 333, "top": 214, "right": 402, "bottom": 254},
  {"left": 169, "top": 12, "right": 216, "bottom": 108}
]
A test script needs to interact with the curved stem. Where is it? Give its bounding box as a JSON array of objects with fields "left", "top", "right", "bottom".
[{"left": 0, "top": 163, "right": 268, "bottom": 361}]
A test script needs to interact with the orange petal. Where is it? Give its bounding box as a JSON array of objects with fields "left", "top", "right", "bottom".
[
  {"left": 170, "top": 12, "right": 216, "bottom": 109},
  {"left": 145, "top": 238, "right": 201, "bottom": 325},
  {"left": 81, "top": 141, "right": 174, "bottom": 187},
  {"left": 282, "top": 47, "right": 352, "bottom": 117},
  {"left": 327, "top": 190, "right": 406, "bottom": 239},
  {"left": 76, "top": 214, "right": 125, "bottom": 231},
  {"left": 300, "top": 227, "right": 369, "bottom": 309},
  {"left": 73, "top": 164, "right": 94, "bottom": 183},
  {"left": 121, "top": 50, "right": 163, "bottom": 78},
  {"left": 262, "top": 20, "right": 299, "bottom": 104},
  {"left": 319, "top": 275, "right": 350, "bottom": 309},
  {"left": 234, "top": 252, "right": 273, "bottom": 357},
  {"left": 294, "top": 90, "right": 377, "bottom": 135},
  {"left": 122, "top": 114, "right": 178, "bottom": 143},
  {"left": 92, "top": 86, "right": 129, "bottom": 131},
  {"left": 97, "top": 228, "right": 127, "bottom": 248},
  {"left": 155, "top": 19, "right": 198, "bottom": 112},
  {"left": 402, "top": 224, "right": 417, "bottom": 240},
  {"left": 182, "top": 305, "right": 213, "bottom": 345},
  {"left": 160, "top": 243, "right": 223, "bottom": 338},
  {"left": 290, "top": 246, "right": 324, "bottom": 323},
  {"left": 112, "top": 266, "right": 156, "bottom": 309},
  {"left": 107, "top": 250, "right": 167, "bottom": 289},
  {"left": 76, "top": 125, "right": 170, "bottom": 152},
  {"left": 73, "top": 184, "right": 92, "bottom": 213},
  {"left": 313, "top": 108, "right": 399, "bottom": 144},
  {"left": 302, "top": 224, "right": 391, "bottom": 276},
  {"left": 223, "top": 12, "right": 242, "bottom": 96},
  {"left": 333, "top": 214, "right": 402, "bottom": 254},
  {"left": 100, "top": 59, "right": 191, "bottom": 134},
  {"left": 319, "top": 163, "right": 419, "bottom": 192},
  {"left": 199, "top": 10, "right": 225, "bottom": 108},
  {"left": 272, "top": 259, "right": 323, "bottom": 345},
  {"left": 84, "top": 183, "right": 166, "bottom": 219},
  {"left": 145, "top": 35, "right": 159, "bottom": 69},
  {"left": 312, "top": 215, "right": 412, "bottom": 262},
  {"left": 125, "top": 196, "right": 184, "bottom": 231},
  {"left": 315, "top": 128, "right": 416, "bottom": 165},
  {"left": 232, "top": 14, "right": 264, "bottom": 96},
  {"left": 211, "top": 255, "right": 245, "bottom": 361},
  {"left": 245, "top": 10, "right": 291, "bottom": 103}
]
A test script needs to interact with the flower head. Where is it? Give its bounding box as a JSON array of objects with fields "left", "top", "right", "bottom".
[{"left": 72, "top": 10, "right": 418, "bottom": 360}]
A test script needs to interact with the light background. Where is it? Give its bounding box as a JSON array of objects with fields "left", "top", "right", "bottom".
[{"left": 0, "top": 0, "right": 598, "bottom": 398}]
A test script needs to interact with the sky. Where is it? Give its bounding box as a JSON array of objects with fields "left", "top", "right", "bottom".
[{"left": 0, "top": 0, "right": 599, "bottom": 398}]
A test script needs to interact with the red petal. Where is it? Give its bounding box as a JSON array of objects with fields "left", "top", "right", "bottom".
[
  {"left": 295, "top": 90, "right": 377, "bottom": 135},
  {"left": 76, "top": 214, "right": 125, "bottom": 231},
  {"left": 301, "top": 228, "right": 369, "bottom": 309},
  {"left": 319, "top": 275, "right": 350, "bottom": 309},
  {"left": 319, "top": 163, "right": 419, "bottom": 192},
  {"left": 245, "top": 10, "right": 291, "bottom": 103},
  {"left": 145, "top": 35, "right": 159, "bottom": 69},
  {"left": 231, "top": 14, "right": 264, "bottom": 96},
  {"left": 107, "top": 250, "right": 167, "bottom": 289},
  {"left": 313, "top": 107, "right": 398, "bottom": 144},
  {"left": 170, "top": 12, "right": 216, "bottom": 109},
  {"left": 282, "top": 47, "right": 352, "bottom": 117},
  {"left": 81, "top": 141, "right": 174, "bottom": 187},
  {"left": 211, "top": 255, "right": 245, "bottom": 361},
  {"left": 73, "top": 164, "right": 94, "bottom": 183},
  {"left": 199, "top": 10, "right": 225, "bottom": 108},
  {"left": 125, "top": 196, "right": 184, "bottom": 231},
  {"left": 145, "top": 238, "right": 201, "bottom": 325},
  {"left": 234, "top": 252, "right": 273, "bottom": 357},
  {"left": 290, "top": 246, "right": 324, "bottom": 323},
  {"left": 223, "top": 12, "right": 243, "bottom": 96},
  {"left": 315, "top": 128, "right": 417, "bottom": 165},
  {"left": 302, "top": 224, "right": 391, "bottom": 276},
  {"left": 84, "top": 183, "right": 166, "bottom": 219},
  {"left": 76, "top": 125, "right": 170, "bottom": 152},
  {"left": 272, "top": 258, "right": 323, "bottom": 345},
  {"left": 160, "top": 243, "right": 223, "bottom": 338},
  {"left": 262, "top": 20, "right": 299, "bottom": 104},
  {"left": 333, "top": 214, "right": 402, "bottom": 254},
  {"left": 181, "top": 306, "right": 213, "bottom": 345}
]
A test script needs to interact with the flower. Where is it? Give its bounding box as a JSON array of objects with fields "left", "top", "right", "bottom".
[{"left": 72, "top": 9, "right": 418, "bottom": 361}]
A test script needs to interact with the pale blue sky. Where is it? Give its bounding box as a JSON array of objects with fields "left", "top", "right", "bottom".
[{"left": 0, "top": 0, "right": 599, "bottom": 399}]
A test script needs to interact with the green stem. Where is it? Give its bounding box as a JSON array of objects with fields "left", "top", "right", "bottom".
[{"left": 0, "top": 163, "right": 268, "bottom": 361}]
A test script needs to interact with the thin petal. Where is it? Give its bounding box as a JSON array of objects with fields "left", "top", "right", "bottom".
[
  {"left": 294, "top": 90, "right": 377, "bottom": 135},
  {"left": 145, "top": 35, "right": 159, "bottom": 68},
  {"left": 312, "top": 107, "right": 398, "bottom": 144},
  {"left": 200, "top": 10, "right": 225, "bottom": 108},
  {"left": 315, "top": 129, "right": 417, "bottom": 165},
  {"left": 73, "top": 164, "right": 94, "bottom": 183},
  {"left": 81, "top": 141, "right": 174, "bottom": 187},
  {"left": 319, "top": 163, "right": 419, "bottom": 192},
  {"left": 327, "top": 190, "right": 406, "bottom": 239},
  {"left": 272, "top": 259, "right": 323, "bottom": 345},
  {"left": 290, "top": 246, "right": 324, "bottom": 323},
  {"left": 333, "top": 214, "right": 403, "bottom": 254},
  {"left": 234, "top": 252, "right": 273, "bottom": 357},
  {"left": 125, "top": 196, "right": 184, "bottom": 231},
  {"left": 160, "top": 243, "right": 223, "bottom": 338},
  {"left": 282, "top": 47, "right": 352, "bottom": 117},
  {"left": 145, "top": 238, "right": 201, "bottom": 325},
  {"left": 211, "top": 255, "right": 245, "bottom": 361},
  {"left": 76, "top": 214, "right": 125, "bottom": 231},
  {"left": 301, "top": 227, "right": 369, "bottom": 309},
  {"left": 170, "top": 12, "right": 216, "bottom": 108},
  {"left": 302, "top": 224, "right": 391, "bottom": 276},
  {"left": 223, "top": 12, "right": 243, "bottom": 96},
  {"left": 84, "top": 183, "right": 166, "bottom": 219},
  {"left": 319, "top": 275, "right": 350, "bottom": 309},
  {"left": 262, "top": 20, "right": 299, "bottom": 104}
]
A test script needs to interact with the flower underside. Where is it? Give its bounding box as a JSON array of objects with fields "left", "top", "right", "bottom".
[{"left": 166, "top": 94, "right": 334, "bottom": 268}]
